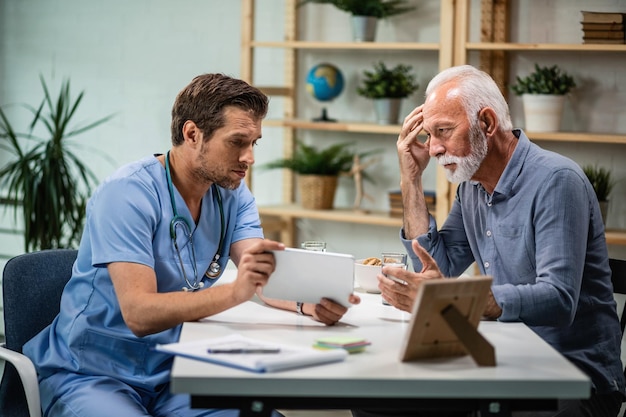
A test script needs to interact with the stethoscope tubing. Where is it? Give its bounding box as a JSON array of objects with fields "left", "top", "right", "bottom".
[{"left": 165, "top": 151, "right": 225, "bottom": 290}]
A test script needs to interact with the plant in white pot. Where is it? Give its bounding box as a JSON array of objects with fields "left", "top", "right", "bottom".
[
  {"left": 357, "top": 61, "right": 419, "bottom": 125},
  {"left": 582, "top": 164, "right": 615, "bottom": 226},
  {"left": 511, "top": 64, "right": 576, "bottom": 132},
  {"left": 297, "top": 0, "right": 415, "bottom": 42}
]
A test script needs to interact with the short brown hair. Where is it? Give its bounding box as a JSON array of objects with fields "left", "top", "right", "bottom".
[{"left": 170, "top": 73, "right": 269, "bottom": 145}]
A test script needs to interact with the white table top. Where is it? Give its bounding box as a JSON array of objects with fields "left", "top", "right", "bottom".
[{"left": 170, "top": 281, "right": 590, "bottom": 403}]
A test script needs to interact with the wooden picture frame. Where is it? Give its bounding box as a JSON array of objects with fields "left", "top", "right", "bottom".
[{"left": 399, "top": 276, "right": 496, "bottom": 366}]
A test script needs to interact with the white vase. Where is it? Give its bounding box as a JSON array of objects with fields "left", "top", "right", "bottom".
[
  {"left": 351, "top": 16, "right": 377, "bottom": 42},
  {"left": 521, "top": 94, "right": 566, "bottom": 132}
]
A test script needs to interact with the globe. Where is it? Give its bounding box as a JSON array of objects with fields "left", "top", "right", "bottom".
[
  {"left": 305, "top": 63, "right": 344, "bottom": 122},
  {"left": 306, "top": 63, "right": 344, "bottom": 102}
]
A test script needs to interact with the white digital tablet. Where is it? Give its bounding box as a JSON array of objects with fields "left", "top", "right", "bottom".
[{"left": 262, "top": 248, "right": 355, "bottom": 308}]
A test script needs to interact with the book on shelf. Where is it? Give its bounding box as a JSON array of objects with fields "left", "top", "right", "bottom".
[
  {"left": 583, "top": 38, "right": 625, "bottom": 44},
  {"left": 388, "top": 190, "right": 435, "bottom": 204},
  {"left": 155, "top": 333, "right": 348, "bottom": 373},
  {"left": 581, "top": 22, "right": 624, "bottom": 31},
  {"left": 581, "top": 11, "right": 625, "bottom": 24},
  {"left": 388, "top": 190, "right": 435, "bottom": 217},
  {"left": 582, "top": 30, "right": 625, "bottom": 39}
]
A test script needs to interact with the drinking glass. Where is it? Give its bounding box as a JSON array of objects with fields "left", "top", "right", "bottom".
[
  {"left": 301, "top": 241, "right": 327, "bottom": 252},
  {"left": 381, "top": 252, "right": 408, "bottom": 305}
]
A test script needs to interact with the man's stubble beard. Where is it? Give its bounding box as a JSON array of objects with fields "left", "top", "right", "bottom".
[{"left": 195, "top": 149, "right": 243, "bottom": 191}]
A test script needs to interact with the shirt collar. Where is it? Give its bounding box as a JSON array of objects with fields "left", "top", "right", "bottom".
[{"left": 471, "top": 129, "right": 530, "bottom": 199}]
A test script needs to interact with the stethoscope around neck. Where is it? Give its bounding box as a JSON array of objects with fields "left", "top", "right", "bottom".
[{"left": 165, "top": 151, "right": 225, "bottom": 291}]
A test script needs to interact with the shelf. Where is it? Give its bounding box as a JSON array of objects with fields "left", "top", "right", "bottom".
[
  {"left": 263, "top": 120, "right": 626, "bottom": 144},
  {"left": 245, "top": 0, "right": 626, "bottom": 248},
  {"left": 252, "top": 41, "right": 440, "bottom": 51},
  {"left": 466, "top": 42, "right": 626, "bottom": 52},
  {"left": 259, "top": 204, "right": 403, "bottom": 228},
  {"left": 606, "top": 230, "right": 626, "bottom": 246},
  {"left": 263, "top": 119, "right": 401, "bottom": 135},
  {"left": 259, "top": 205, "right": 626, "bottom": 246},
  {"left": 527, "top": 132, "right": 626, "bottom": 145}
]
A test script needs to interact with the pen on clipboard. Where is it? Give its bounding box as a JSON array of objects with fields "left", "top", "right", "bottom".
[{"left": 207, "top": 347, "right": 281, "bottom": 354}]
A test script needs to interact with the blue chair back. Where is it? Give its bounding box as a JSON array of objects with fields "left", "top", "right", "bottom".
[{"left": 0, "top": 249, "right": 77, "bottom": 417}]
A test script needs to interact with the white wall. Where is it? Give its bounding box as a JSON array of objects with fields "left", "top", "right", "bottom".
[
  {"left": 0, "top": 0, "right": 243, "bottom": 180},
  {"left": 0, "top": 0, "right": 625, "bottom": 262}
]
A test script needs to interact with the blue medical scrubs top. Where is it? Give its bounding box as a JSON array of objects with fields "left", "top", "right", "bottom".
[{"left": 23, "top": 155, "right": 264, "bottom": 391}]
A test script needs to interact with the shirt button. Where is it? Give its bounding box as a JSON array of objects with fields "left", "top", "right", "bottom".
[
  {"left": 484, "top": 261, "right": 490, "bottom": 268},
  {"left": 486, "top": 230, "right": 492, "bottom": 237}
]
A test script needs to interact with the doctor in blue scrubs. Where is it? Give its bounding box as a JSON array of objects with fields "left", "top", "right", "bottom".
[{"left": 23, "top": 73, "right": 356, "bottom": 417}]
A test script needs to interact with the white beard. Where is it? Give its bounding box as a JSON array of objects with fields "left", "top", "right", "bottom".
[{"left": 437, "top": 124, "right": 488, "bottom": 183}]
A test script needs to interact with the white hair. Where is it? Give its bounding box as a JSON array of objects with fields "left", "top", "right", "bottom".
[{"left": 425, "top": 65, "right": 513, "bottom": 132}]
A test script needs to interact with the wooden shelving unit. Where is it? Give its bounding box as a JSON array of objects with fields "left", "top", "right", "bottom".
[
  {"left": 453, "top": 0, "right": 626, "bottom": 247},
  {"left": 251, "top": 41, "right": 440, "bottom": 51},
  {"left": 265, "top": 119, "right": 626, "bottom": 145},
  {"left": 263, "top": 119, "right": 402, "bottom": 135},
  {"left": 241, "top": 0, "right": 454, "bottom": 246},
  {"left": 241, "top": 0, "right": 626, "bottom": 248},
  {"left": 259, "top": 205, "right": 403, "bottom": 227},
  {"left": 466, "top": 42, "right": 626, "bottom": 52},
  {"left": 258, "top": 205, "right": 404, "bottom": 246},
  {"left": 606, "top": 230, "right": 626, "bottom": 246},
  {"left": 526, "top": 132, "right": 626, "bottom": 145}
]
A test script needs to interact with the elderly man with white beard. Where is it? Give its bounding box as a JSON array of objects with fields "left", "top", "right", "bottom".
[{"left": 357, "top": 65, "right": 625, "bottom": 417}]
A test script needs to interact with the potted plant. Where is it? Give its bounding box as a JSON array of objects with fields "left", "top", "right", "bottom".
[
  {"left": 357, "top": 61, "right": 419, "bottom": 125},
  {"left": 0, "top": 75, "right": 113, "bottom": 251},
  {"left": 262, "top": 140, "right": 375, "bottom": 210},
  {"left": 582, "top": 164, "right": 615, "bottom": 225},
  {"left": 297, "top": 0, "right": 415, "bottom": 42},
  {"left": 510, "top": 63, "right": 576, "bottom": 132}
]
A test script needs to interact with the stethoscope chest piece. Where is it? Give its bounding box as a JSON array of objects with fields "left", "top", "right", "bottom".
[{"left": 206, "top": 255, "right": 221, "bottom": 278}]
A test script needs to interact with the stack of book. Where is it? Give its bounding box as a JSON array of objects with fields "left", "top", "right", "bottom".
[
  {"left": 388, "top": 190, "right": 436, "bottom": 218},
  {"left": 581, "top": 11, "right": 625, "bottom": 44}
]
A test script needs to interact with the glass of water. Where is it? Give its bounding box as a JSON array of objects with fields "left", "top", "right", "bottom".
[
  {"left": 301, "top": 241, "right": 327, "bottom": 252},
  {"left": 380, "top": 252, "right": 408, "bottom": 305}
]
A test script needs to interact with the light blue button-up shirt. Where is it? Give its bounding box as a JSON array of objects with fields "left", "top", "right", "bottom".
[{"left": 402, "top": 130, "right": 625, "bottom": 395}]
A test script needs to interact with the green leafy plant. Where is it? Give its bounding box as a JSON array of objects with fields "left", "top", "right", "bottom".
[
  {"left": 357, "top": 61, "right": 419, "bottom": 99},
  {"left": 262, "top": 140, "right": 376, "bottom": 177},
  {"left": 297, "top": 0, "right": 415, "bottom": 18},
  {"left": 0, "top": 75, "right": 114, "bottom": 251},
  {"left": 582, "top": 164, "right": 615, "bottom": 202},
  {"left": 511, "top": 64, "right": 576, "bottom": 96}
]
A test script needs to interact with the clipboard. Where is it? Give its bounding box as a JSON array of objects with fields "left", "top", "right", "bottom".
[
  {"left": 399, "top": 276, "right": 496, "bottom": 366},
  {"left": 156, "top": 334, "right": 348, "bottom": 373}
]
